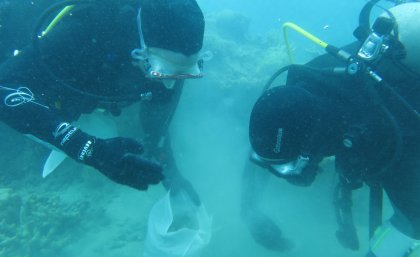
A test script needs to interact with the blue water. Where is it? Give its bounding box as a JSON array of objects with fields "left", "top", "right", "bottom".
[
  {"left": 200, "top": 0, "right": 364, "bottom": 42},
  {"left": 0, "top": 1, "right": 396, "bottom": 256}
]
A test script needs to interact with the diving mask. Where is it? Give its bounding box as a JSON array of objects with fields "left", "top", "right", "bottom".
[
  {"left": 131, "top": 47, "right": 204, "bottom": 80},
  {"left": 131, "top": 8, "right": 207, "bottom": 83},
  {"left": 250, "top": 152, "right": 310, "bottom": 177}
]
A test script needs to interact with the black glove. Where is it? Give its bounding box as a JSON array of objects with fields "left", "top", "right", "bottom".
[
  {"left": 243, "top": 210, "right": 294, "bottom": 252},
  {"left": 54, "top": 124, "right": 163, "bottom": 190},
  {"left": 88, "top": 137, "right": 164, "bottom": 190},
  {"left": 163, "top": 174, "right": 201, "bottom": 206}
]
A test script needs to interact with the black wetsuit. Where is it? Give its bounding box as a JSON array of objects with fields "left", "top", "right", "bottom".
[
  {"left": 285, "top": 43, "right": 420, "bottom": 238},
  {"left": 0, "top": 2, "right": 183, "bottom": 167},
  {"left": 0, "top": 0, "right": 55, "bottom": 63}
]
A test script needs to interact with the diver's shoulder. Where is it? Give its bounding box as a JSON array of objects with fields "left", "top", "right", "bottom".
[{"left": 70, "top": 0, "right": 137, "bottom": 21}]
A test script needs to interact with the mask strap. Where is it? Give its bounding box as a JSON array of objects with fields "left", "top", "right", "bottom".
[
  {"left": 131, "top": 8, "right": 148, "bottom": 63},
  {"left": 137, "top": 8, "right": 146, "bottom": 50}
]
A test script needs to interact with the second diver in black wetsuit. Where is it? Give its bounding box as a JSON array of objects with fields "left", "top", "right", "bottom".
[{"left": 243, "top": 1, "right": 420, "bottom": 256}]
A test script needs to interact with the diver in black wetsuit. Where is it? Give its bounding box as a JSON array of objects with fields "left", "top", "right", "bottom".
[
  {"left": 0, "top": 0, "right": 205, "bottom": 199},
  {"left": 245, "top": 2, "right": 420, "bottom": 256}
]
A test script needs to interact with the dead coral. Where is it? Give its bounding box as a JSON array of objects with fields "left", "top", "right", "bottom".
[{"left": 0, "top": 188, "right": 90, "bottom": 257}]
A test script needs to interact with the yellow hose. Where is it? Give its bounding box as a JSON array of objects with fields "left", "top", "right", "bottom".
[
  {"left": 282, "top": 22, "right": 328, "bottom": 63},
  {"left": 41, "top": 5, "right": 76, "bottom": 37}
]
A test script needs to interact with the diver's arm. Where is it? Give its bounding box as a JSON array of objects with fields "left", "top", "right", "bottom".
[
  {"left": 138, "top": 80, "right": 183, "bottom": 169},
  {"left": 139, "top": 80, "right": 184, "bottom": 156},
  {"left": 0, "top": 85, "right": 163, "bottom": 190},
  {"left": 240, "top": 155, "right": 293, "bottom": 251},
  {"left": 139, "top": 80, "right": 201, "bottom": 204},
  {"left": 0, "top": 84, "right": 64, "bottom": 144},
  {"left": 241, "top": 156, "right": 271, "bottom": 217},
  {"left": 0, "top": 33, "right": 163, "bottom": 191},
  {"left": 139, "top": 79, "right": 184, "bottom": 170}
]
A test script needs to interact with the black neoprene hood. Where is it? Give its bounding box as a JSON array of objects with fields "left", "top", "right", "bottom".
[
  {"left": 249, "top": 86, "right": 320, "bottom": 161},
  {"left": 140, "top": 0, "right": 205, "bottom": 56}
]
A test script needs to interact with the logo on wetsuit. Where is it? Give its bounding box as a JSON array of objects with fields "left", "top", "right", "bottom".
[
  {"left": 78, "top": 139, "right": 94, "bottom": 161},
  {"left": 273, "top": 128, "right": 283, "bottom": 154},
  {"left": 60, "top": 127, "right": 78, "bottom": 146}
]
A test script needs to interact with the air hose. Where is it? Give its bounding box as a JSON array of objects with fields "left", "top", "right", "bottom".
[
  {"left": 32, "top": 0, "right": 142, "bottom": 103},
  {"left": 282, "top": 22, "right": 352, "bottom": 64}
]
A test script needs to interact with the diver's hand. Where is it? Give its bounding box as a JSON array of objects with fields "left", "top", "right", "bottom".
[
  {"left": 336, "top": 226, "right": 359, "bottom": 250},
  {"left": 88, "top": 137, "right": 164, "bottom": 190},
  {"left": 243, "top": 210, "right": 294, "bottom": 251},
  {"left": 55, "top": 125, "right": 163, "bottom": 190},
  {"left": 163, "top": 174, "right": 201, "bottom": 206}
]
